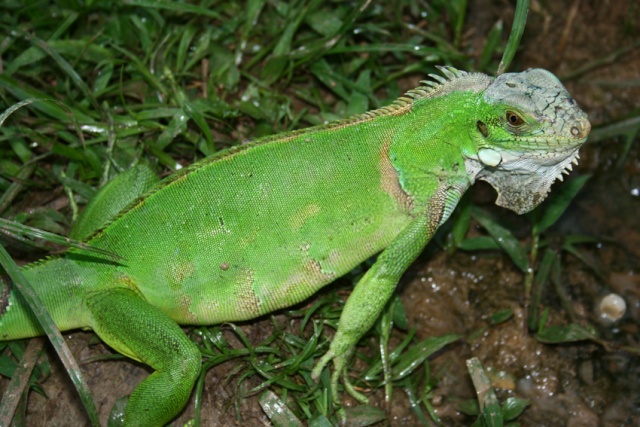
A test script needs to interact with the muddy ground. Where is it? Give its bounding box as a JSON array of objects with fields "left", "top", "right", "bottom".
[{"left": 2, "top": 0, "right": 639, "bottom": 426}]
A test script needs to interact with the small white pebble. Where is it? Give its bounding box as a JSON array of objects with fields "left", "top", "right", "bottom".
[{"left": 598, "top": 293, "right": 626, "bottom": 323}]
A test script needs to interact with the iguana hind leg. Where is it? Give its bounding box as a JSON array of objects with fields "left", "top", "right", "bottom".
[
  {"left": 70, "top": 164, "right": 159, "bottom": 241},
  {"left": 85, "top": 288, "right": 201, "bottom": 427}
]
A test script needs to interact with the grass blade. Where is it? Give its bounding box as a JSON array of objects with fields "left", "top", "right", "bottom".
[
  {"left": 121, "top": 0, "right": 224, "bottom": 19},
  {"left": 472, "top": 207, "right": 529, "bottom": 273},
  {"left": 0, "top": 338, "right": 45, "bottom": 425},
  {"left": 466, "top": 357, "right": 503, "bottom": 427},
  {"left": 534, "top": 175, "right": 590, "bottom": 235},
  {"left": 0, "top": 245, "right": 99, "bottom": 426},
  {"left": 497, "top": 0, "right": 529, "bottom": 74},
  {"left": 0, "top": 218, "right": 122, "bottom": 260}
]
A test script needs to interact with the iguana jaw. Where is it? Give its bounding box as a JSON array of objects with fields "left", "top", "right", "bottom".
[{"left": 476, "top": 142, "right": 585, "bottom": 214}]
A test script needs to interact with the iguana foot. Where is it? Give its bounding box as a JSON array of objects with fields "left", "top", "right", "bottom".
[{"left": 312, "top": 346, "right": 368, "bottom": 404}]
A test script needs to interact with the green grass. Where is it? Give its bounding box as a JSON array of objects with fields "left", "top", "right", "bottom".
[{"left": 2, "top": 1, "right": 618, "bottom": 426}]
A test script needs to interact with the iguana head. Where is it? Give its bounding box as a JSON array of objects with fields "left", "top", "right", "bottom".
[{"left": 471, "top": 68, "right": 590, "bottom": 214}]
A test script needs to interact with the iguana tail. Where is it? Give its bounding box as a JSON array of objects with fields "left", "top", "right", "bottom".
[
  {"left": 0, "top": 257, "right": 91, "bottom": 341},
  {"left": 0, "top": 271, "right": 44, "bottom": 340}
]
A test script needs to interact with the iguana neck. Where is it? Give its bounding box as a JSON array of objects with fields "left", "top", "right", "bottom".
[{"left": 387, "top": 74, "right": 494, "bottom": 210}]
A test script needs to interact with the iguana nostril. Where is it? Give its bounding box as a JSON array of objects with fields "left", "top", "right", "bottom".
[{"left": 571, "top": 119, "right": 591, "bottom": 138}]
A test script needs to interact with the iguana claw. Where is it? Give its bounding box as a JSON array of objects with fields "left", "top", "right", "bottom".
[{"left": 312, "top": 346, "right": 368, "bottom": 404}]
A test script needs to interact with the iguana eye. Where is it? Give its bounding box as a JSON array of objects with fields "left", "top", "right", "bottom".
[
  {"left": 477, "top": 121, "right": 488, "bottom": 137},
  {"left": 506, "top": 111, "right": 525, "bottom": 126}
]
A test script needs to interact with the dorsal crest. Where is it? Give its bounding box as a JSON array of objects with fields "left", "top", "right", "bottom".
[
  {"left": 314, "top": 66, "right": 492, "bottom": 124},
  {"left": 403, "top": 66, "right": 493, "bottom": 101},
  {"left": 405, "top": 66, "right": 470, "bottom": 98},
  {"left": 234, "top": 67, "right": 490, "bottom": 147}
]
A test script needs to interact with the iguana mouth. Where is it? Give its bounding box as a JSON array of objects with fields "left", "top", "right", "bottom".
[
  {"left": 501, "top": 133, "right": 588, "bottom": 148},
  {"left": 514, "top": 115, "right": 590, "bottom": 149}
]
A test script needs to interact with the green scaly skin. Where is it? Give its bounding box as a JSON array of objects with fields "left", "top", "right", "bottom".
[{"left": 0, "top": 67, "right": 590, "bottom": 426}]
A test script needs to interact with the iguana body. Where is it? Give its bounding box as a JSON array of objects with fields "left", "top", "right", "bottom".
[{"left": 0, "top": 67, "right": 590, "bottom": 426}]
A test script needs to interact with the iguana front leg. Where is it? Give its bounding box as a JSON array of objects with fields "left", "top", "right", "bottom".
[
  {"left": 85, "top": 288, "right": 201, "bottom": 427},
  {"left": 311, "top": 187, "right": 451, "bottom": 402}
]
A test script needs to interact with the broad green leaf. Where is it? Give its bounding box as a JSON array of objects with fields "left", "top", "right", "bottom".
[
  {"left": 472, "top": 207, "right": 529, "bottom": 272},
  {"left": 466, "top": 357, "right": 503, "bottom": 427},
  {"left": 451, "top": 192, "right": 471, "bottom": 248},
  {"left": 536, "top": 323, "right": 598, "bottom": 344},
  {"left": 259, "top": 390, "right": 303, "bottom": 427},
  {"left": 479, "top": 20, "right": 503, "bottom": 71},
  {"left": 309, "top": 415, "right": 334, "bottom": 427},
  {"left": 489, "top": 308, "right": 513, "bottom": 325},
  {"left": 121, "top": 0, "right": 224, "bottom": 18},
  {"left": 0, "top": 218, "right": 121, "bottom": 260},
  {"left": 343, "top": 405, "right": 386, "bottom": 427},
  {"left": 392, "top": 334, "right": 460, "bottom": 380},
  {"left": 0, "top": 77, "right": 93, "bottom": 123},
  {"left": 501, "top": 397, "right": 530, "bottom": 421}
]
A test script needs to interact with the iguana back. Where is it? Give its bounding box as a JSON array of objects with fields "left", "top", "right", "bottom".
[{"left": 87, "top": 115, "right": 418, "bottom": 324}]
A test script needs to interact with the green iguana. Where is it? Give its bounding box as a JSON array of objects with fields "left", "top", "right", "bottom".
[{"left": 0, "top": 67, "right": 590, "bottom": 426}]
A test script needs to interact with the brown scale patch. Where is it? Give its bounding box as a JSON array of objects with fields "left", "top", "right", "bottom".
[
  {"left": 169, "top": 261, "right": 196, "bottom": 289},
  {"left": 323, "top": 249, "right": 343, "bottom": 271},
  {"left": 190, "top": 297, "right": 220, "bottom": 324},
  {"left": 234, "top": 268, "right": 261, "bottom": 315},
  {"left": 115, "top": 273, "right": 144, "bottom": 297},
  {"left": 426, "top": 187, "right": 447, "bottom": 233},
  {"left": 275, "top": 259, "right": 335, "bottom": 309},
  {"left": 239, "top": 230, "right": 259, "bottom": 249},
  {"left": 380, "top": 141, "right": 413, "bottom": 211},
  {"left": 289, "top": 203, "right": 321, "bottom": 230},
  {"left": 178, "top": 293, "right": 198, "bottom": 323}
]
